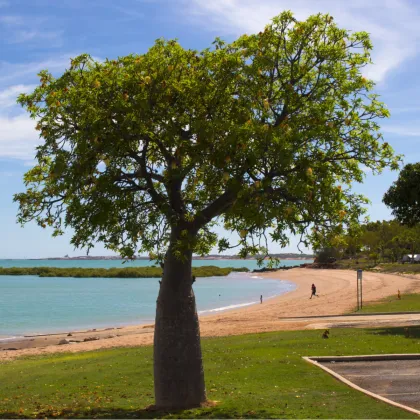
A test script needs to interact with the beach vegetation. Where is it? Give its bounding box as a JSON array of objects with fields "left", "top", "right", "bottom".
[
  {"left": 0, "top": 266, "right": 248, "bottom": 278},
  {"left": 319, "top": 220, "right": 420, "bottom": 268},
  {"left": 313, "top": 247, "right": 339, "bottom": 263},
  {"left": 15, "top": 12, "right": 397, "bottom": 409}
]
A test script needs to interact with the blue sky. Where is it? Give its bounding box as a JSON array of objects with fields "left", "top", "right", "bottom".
[{"left": 1, "top": 0, "right": 420, "bottom": 258}]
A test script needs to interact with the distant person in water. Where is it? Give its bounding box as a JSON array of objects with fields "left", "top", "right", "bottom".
[
  {"left": 310, "top": 283, "right": 318, "bottom": 299},
  {"left": 260, "top": 295, "right": 263, "bottom": 304}
]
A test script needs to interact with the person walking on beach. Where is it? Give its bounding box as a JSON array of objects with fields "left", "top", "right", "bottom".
[
  {"left": 260, "top": 295, "right": 263, "bottom": 304},
  {"left": 310, "top": 283, "right": 318, "bottom": 299}
]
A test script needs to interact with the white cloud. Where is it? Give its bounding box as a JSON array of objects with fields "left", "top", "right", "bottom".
[
  {"left": 23, "top": 160, "right": 37, "bottom": 167},
  {"left": 0, "top": 54, "right": 103, "bottom": 92},
  {"left": 0, "top": 171, "right": 16, "bottom": 177},
  {"left": 0, "top": 55, "right": 73, "bottom": 88},
  {"left": 6, "top": 29, "right": 64, "bottom": 46},
  {"left": 382, "top": 125, "right": 420, "bottom": 137},
  {"left": 0, "top": 15, "right": 23, "bottom": 25},
  {"left": 112, "top": 5, "right": 145, "bottom": 20},
  {"left": 0, "top": 114, "right": 40, "bottom": 160},
  {"left": 0, "top": 57, "right": 74, "bottom": 161},
  {"left": 389, "top": 106, "right": 420, "bottom": 114},
  {"left": 0, "top": 85, "right": 36, "bottom": 109},
  {"left": 0, "top": 13, "right": 63, "bottom": 46},
  {"left": 186, "top": 0, "right": 420, "bottom": 83},
  {"left": 0, "top": 54, "right": 102, "bottom": 161}
]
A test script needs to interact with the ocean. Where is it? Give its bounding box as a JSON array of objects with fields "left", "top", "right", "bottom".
[{"left": 0, "top": 259, "right": 309, "bottom": 339}]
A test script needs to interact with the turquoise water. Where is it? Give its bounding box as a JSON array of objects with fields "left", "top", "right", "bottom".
[{"left": 0, "top": 259, "right": 309, "bottom": 338}]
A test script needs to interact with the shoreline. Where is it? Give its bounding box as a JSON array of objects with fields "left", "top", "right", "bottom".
[
  {"left": 2, "top": 268, "right": 420, "bottom": 360},
  {"left": 0, "top": 274, "right": 296, "bottom": 342}
]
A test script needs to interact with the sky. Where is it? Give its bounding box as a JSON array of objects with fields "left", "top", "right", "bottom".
[{"left": 1, "top": 0, "right": 420, "bottom": 258}]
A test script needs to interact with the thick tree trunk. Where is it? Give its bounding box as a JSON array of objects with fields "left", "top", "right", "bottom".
[{"left": 153, "top": 231, "right": 206, "bottom": 410}]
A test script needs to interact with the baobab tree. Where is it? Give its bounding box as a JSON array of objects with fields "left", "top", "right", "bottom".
[{"left": 15, "top": 11, "right": 397, "bottom": 409}]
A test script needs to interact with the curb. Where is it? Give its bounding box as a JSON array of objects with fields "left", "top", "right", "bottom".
[
  {"left": 303, "top": 354, "right": 420, "bottom": 417},
  {"left": 307, "top": 354, "right": 420, "bottom": 362}
]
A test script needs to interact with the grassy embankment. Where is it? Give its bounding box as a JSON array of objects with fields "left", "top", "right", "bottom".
[
  {"left": 374, "top": 263, "right": 420, "bottom": 274},
  {"left": 1, "top": 328, "right": 419, "bottom": 419},
  {"left": 333, "top": 260, "right": 420, "bottom": 314},
  {"left": 335, "top": 258, "right": 420, "bottom": 274},
  {"left": 0, "top": 266, "right": 248, "bottom": 278},
  {"left": 357, "top": 293, "right": 420, "bottom": 314}
]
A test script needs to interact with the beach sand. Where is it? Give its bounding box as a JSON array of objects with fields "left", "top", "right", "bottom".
[{"left": 2, "top": 268, "right": 420, "bottom": 361}]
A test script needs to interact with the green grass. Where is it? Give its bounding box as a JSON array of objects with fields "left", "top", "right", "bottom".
[
  {"left": 358, "top": 293, "right": 420, "bottom": 313},
  {"left": 335, "top": 259, "right": 420, "bottom": 274},
  {"left": 1, "top": 328, "right": 420, "bottom": 418},
  {"left": 374, "top": 263, "right": 420, "bottom": 274},
  {"left": 0, "top": 265, "right": 248, "bottom": 278}
]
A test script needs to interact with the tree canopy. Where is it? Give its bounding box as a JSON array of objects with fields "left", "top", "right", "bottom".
[
  {"left": 15, "top": 12, "right": 397, "bottom": 263},
  {"left": 322, "top": 220, "right": 419, "bottom": 263},
  {"left": 383, "top": 163, "right": 420, "bottom": 226}
]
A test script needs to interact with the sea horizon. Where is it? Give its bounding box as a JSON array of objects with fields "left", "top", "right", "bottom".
[{"left": 0, "top": 256, "right": 314, "bottom": 261}]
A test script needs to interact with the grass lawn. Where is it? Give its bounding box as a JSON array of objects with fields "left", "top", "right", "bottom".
[
  {"left": 375, "top": 263, "right": 420, "bottom": 274},
  {"left": 1, "top": 328, "right": 419, "bottom": 419},
  {"left": 335, "top": 260, "right": 420, "bottom": 275},
  {"left": 358, "top": 293, "right": 420, "bottom": 313}
]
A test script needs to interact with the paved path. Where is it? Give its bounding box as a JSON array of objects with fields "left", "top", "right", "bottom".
[
  {"left": 281, "top": 312, "right": 420, "bottom": 330},
  {"left": 321, "top": 359, "right": 420, "bottom": 411}
]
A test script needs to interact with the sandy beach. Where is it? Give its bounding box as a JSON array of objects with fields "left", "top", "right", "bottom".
[{"left": 2, "top": 268, "right": 420, "bottom": 361}]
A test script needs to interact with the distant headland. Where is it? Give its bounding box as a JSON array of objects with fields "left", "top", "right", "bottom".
[{"left": 31, "top": 253, "right": 314, "bottom": 261}]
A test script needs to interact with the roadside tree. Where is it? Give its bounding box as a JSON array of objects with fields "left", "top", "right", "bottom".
[
  {"left": 392, "top": 227, "right": 420, "bottom": 262},
  {"left": 384, "top": 163, "right": 420, "bottom": 226}
]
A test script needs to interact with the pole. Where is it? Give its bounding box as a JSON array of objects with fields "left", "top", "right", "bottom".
[
  {"left": 357, "top": 271, "right": 359, "bottom": 310},
  {"left": 357, "top": 269, "right": 363, "bottom": 311}
]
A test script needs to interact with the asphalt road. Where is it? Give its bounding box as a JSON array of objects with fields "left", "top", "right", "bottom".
[{"left": 321, "top": 359, "right": 420, "bottom": 410}]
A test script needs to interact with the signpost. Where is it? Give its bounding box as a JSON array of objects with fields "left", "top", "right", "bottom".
[{"left": 357, "top": 269, "right": 363, "bottom": 310}]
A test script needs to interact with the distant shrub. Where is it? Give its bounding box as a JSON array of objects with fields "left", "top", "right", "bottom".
[
  {"left": 0, "top": 265, "right": 249, "bottom": 278},
  {"left": 315, "top": 248, "right": 339, "bottom": 263}
]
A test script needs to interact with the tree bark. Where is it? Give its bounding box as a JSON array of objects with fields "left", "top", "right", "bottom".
[{"left": 153, "top": 229, "right": 206, "bottom": 409}]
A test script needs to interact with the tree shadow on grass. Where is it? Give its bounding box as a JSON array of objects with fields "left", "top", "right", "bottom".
[
  {"left": 0, "top": 406, "right": 272, "bottom": 419},
  {"left": 369, "top": 326, "right": 420, "bottom": 339}
]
